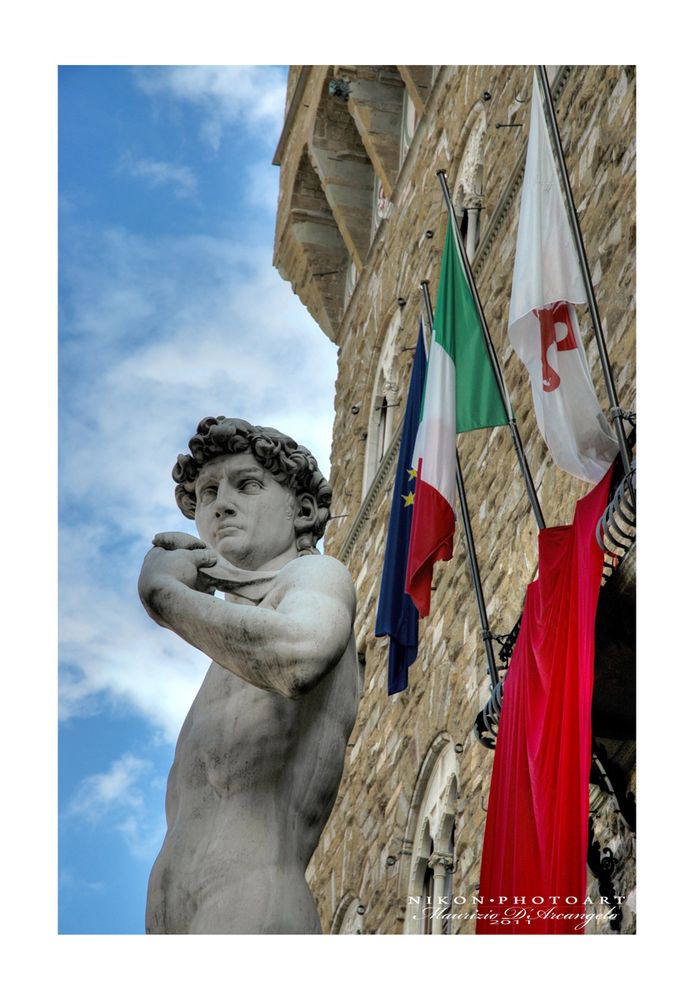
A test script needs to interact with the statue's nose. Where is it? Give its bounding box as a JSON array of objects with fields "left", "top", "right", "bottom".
[
  {"left": 214, "top": 489, "right": 236, "bottom": 517},
  {"left": 215, "top": 507, "right": 236, "bottom": 518}
]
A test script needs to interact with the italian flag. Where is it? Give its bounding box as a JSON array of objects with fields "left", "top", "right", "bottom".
[{"left": 405, "top": 220, "right": 508, "bottom": 617}]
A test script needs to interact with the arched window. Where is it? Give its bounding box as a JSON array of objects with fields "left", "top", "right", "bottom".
[
  {"left": 420, "top": 828, "right": 435, "bottom": 935},
  {"left": 452, "top": 106, "right": 488, "bottom": 261},
  {"left": 441, "top": 818, "right": 456, "bottom": 934},
  {"left": 372, "top": 176, "right": 392, "bottom": 239},
  {"left": 374, "top": 395, "right": 389, "bottom": 464},
  {"left": 400, "top": 88, "right": 417, "bottom": 165},
  {"left": 331, "top": 894, "right": 365, "bottom": 934},
  {"left": 344, "top": 256, "right": 359, "bottom": 310},
  {"left": 361, "top": 311, "right": 401, "bottom": 497},
  {"left": 402, "top": 735, "right": 459, "bottom": 935}
]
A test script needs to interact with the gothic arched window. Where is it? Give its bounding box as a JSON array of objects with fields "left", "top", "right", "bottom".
[
  {"left": 400, "top": 88, "right": 417, "bottom": 165},
  {"left": 361, "top": 311, "right": 401, "bottom": 497},
  {"left": 402, "top": 735, "right": 459, "bottom": 935},
  {"left": 452, "top": 106, "right": 488, "bottom": 262}
]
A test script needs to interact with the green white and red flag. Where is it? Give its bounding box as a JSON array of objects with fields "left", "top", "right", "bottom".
[{"left": 405, "top": 220, "right": 508, "bottom": 617}]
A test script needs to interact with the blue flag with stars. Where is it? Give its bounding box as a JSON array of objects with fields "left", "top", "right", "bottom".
[{"left": 375, "top": 322, "right": 427, "bottom": 693}]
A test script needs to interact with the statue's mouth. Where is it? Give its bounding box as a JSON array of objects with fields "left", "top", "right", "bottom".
[{"left": 217, "top": 524, "right": 242, "bottom": 538}]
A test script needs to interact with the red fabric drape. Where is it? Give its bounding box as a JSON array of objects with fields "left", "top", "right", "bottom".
[{"left": 476, "top": 468, "right": 613, "bottom": 934}]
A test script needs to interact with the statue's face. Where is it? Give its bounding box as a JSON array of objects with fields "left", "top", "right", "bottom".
[{"left": 194, "top": 452, "right": 299, "bottom": 571}]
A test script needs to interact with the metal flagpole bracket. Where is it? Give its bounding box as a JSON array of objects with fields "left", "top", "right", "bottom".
[
  {"left": 596, "top": 465, "right": 636, "bottom": 576},
  {"left": 473, "top": 614, "right": 523, "bottom": 750},
  {"left": 610, "top": 406, "right": 636, "bottom": 426}
]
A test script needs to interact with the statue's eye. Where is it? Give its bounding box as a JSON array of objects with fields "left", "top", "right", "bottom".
[
  {"left": 200, "top": 485, "right": 218, "bottom": 501},
  {"left": 240, "top": 479, "right": 262, "bottom": 492}
]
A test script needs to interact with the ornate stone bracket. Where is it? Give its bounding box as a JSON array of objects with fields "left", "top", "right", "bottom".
[{"left": 428, "top": 851, "right": 456, "bottom": 874}]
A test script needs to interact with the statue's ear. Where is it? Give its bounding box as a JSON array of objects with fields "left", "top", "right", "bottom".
[{"left": 294, "top": 493, "right": 319, "bottom": 532}]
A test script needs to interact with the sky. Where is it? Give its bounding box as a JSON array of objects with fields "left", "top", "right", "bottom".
[{"left": 58, "top": 65, "right": 338, "bottom": 934}]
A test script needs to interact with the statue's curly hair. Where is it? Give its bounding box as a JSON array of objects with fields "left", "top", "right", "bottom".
[{"left": 172, "top": 417, "right": 332, "bottom": 554}]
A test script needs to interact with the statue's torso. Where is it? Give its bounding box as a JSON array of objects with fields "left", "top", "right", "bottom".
[{"left": 146, "top": 591, "right": 358, "bottom": 934}]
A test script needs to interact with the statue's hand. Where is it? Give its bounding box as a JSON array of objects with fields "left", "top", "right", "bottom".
[
  {"left": 138, "top": 543, "right": 218, "bottom": 625},
  {"left": 151, "top": 531, "right": 207, "bottom": 552}
]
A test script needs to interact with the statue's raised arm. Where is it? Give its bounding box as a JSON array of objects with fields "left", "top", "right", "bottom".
[{"left": 139, "top": 417, "right": 359, "bottom": 934}]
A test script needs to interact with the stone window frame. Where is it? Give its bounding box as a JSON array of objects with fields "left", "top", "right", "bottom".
[
  {"left": 330, "top": 893, "right": 365, "bottom": 934},
  {"left": 344, "top": 256, "right": 359, "bottom": 311},
  {"left": 451, "top": 101, "right": 489, "bottom": 263},
  {"left": 371, "top": 173, "right": 392, "bottom": 240},
  {"left": 401, "top": 733, "right": 460, "bottom": 935},
  {"left": 399, "top": 87, "right": 418, "bottom": 166},
  {"left": 361, "top": 308, "right": 402, "bottom": 499}
]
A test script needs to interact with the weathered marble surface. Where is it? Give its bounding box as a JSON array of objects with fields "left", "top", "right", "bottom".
[{"left": 138, "top": 419, "right": 359, "bottom": 933}]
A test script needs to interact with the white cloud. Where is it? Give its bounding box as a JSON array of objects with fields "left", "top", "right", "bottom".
[
  {"left": 60, "top": 220, "right": 337, "bottom": 741},
  {"left": 119, "top": 153, "right": 197, "bottom": 199},
  {"left": 65, "top": 752, "right": 167, "bottom": 860},
  {"left": 115, "top": 813, "right": 167, "bottom": 862},
  {"left": 59, "top": 67, "right": 336, "bottom": 747},
  {"left": 68, "top": 752, "right": 150, "bottom": 822},
  {"left": 132, "top": 66, "right": 287, "bottom": 151},
  {"left": 59, "top": 564, "right": 209, "bottom": 743}
]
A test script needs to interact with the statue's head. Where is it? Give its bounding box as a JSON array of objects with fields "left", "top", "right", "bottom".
[{"left": 172, "top": 417, "right": 332, "bottom": 562}]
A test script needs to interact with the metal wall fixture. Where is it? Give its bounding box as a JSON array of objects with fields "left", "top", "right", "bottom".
[
  {"left": 328, "top": 78, "right": 351, "bottom": 102},
  {"left": 473, "top": 616, "right": 523, "bottom": 749},
  {"left": 587, "top": 817, "right": 624, "bottom": 933},
  {"left": 597, "top": 465, "right": 636, "bottom": 567}
]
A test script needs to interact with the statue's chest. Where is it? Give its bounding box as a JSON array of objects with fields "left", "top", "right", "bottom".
[{"left": 172, "top": 663, "right": 301, "bottom": 792}]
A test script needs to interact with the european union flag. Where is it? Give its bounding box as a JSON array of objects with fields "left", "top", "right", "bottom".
[{"left": 375, "top": 323, "right": 427, "bottom": 693}]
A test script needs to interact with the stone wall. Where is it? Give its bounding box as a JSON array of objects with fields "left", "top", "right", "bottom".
[{"left": 273, "top": 65, "right": 636, "bottom": 934}]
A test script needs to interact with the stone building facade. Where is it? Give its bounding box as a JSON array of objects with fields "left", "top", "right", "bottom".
[{"left": 272, "top": 65, "right": 636, "bottom": 935}]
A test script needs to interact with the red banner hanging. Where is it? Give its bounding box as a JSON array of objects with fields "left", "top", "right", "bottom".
[{"left": 476, "top": 467, "right": 613, "bottom": 934}]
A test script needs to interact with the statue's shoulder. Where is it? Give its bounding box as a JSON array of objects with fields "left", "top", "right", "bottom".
[{"left": 277, "top": 554, "right": 355, "bottom": 606}]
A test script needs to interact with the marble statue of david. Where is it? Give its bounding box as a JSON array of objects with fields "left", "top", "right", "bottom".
[{"left": 138, "top": 417, "right": 359, "bottom": 934}]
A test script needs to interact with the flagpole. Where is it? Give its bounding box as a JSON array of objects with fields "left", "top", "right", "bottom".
[
  {"left": 536, "top": 65, "right": 633, "bottom": 480},
  {"left": 436, "top": 169, "right": 546, "bottom": 531},
  {"left": 421, "top": 280, "right": 500, "bottom": 689}
]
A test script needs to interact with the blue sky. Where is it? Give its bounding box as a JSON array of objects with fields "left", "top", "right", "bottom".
[{"left": 58, "top": 66, "right": 338, "bottom": 934}]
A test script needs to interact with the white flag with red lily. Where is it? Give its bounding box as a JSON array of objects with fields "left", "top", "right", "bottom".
[{"left": 509, "top": 74, "right": 618, "bottom": 484}]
